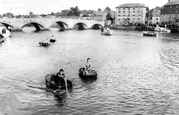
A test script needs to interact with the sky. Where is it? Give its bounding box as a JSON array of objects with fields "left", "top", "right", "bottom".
[{"left": 0, "top": 0, "right": 168, "bottom": 15}]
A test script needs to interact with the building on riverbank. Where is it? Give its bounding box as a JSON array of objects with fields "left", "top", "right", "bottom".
[
  {"left": 115, "top": 3, "right": 147, "bottom": 25},
  {"left": 92, "top": 11, "right": 106, "bottom": 21},
  {"left": 152, "top": 7, "right": 161, "bottom": 24},
  {"left": 161, "top": 0, "right": 179, "bottom": 25},
  {"left": 160, "top": 0, "right": 179, "bottom": 32}
]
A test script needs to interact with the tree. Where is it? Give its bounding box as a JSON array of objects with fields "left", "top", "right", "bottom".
[
  {"left": 80, "top": 9, "right": 95, "bottom": 17},
  {"left": 40, "top": 14, "right": 47, "bottom": 18},
  {"left": 98, "top": 8, "right": 102, "bottom": 12},
  {"left": 55, "top": 12, "right": 61, "bottom": 17},
  {"left": 29, "top": 12, "right": 33, "bottom": 16},
  {"left": 29, "top": 12, "right": 34, "bottom": 18},
  {"left": 61, "top": 10, "right": 70, "bottom": 16},
  {"left": 3, "top": 13, "right": 14, "bottom": 18},
  {"left": 68, "top": 6, "right": 80, "bottom": 16},
  {"left": 80, "top": 9, "right": 88, "bottom": 16},
  {"left": 82, "top": 14, "right": 89, "bottom": 17},
  {"left": 15, "top": 15, "right": 22, "bottom": 18},
  {"left": 105, "top": 6, "right": 111, "bottom": 12},
  {"left": 51, "top": 12, "right": 55, "bottom": 15},
  {"left": 88, "top": 10, "right": 94, "bottom": 14}
]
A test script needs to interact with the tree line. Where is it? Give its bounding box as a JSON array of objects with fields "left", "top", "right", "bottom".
[{"left": 1, "top": 6, "right": 113, "bottom": 18}]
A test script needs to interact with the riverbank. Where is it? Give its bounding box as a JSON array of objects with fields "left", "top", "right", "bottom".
[
  {"left": 110, "top": 25, "right": 136, "bottom": 30},
  {"left": 110, "top": 25, "right": 154, "bottom": 31},
  {"left": 111, "top": 23, "right": 179, "bottom": 33}
]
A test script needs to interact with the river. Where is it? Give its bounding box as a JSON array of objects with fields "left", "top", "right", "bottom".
[{"left": 1, "top": 27, "right": 179, "bottom": 115}]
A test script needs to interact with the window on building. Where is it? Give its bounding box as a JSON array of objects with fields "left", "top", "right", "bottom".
[
  {"left": 156, "top": 18, "right": 158, "bottom": 20},
  {"left": 118, "top": 15, "right": 120, "bottom": 17},
  {"left": 119, "top": 11, "right": 121, "bottom": 13},
  {"left": 123, "top": 15, "right": 125, "bottom": 16},
  {"left": 133, "top": 8, "right": 135, "bottom": 10},
  {"left": 123, "top": 11, "right": 125, "bottom": 13},
  {"left": 138, "top": 18, "right": 140, "bottom": 20},
  {"left": 123, "top": 8, "right": 125, "bottom": 10},
  {"left": 133, "top": 14, "right": 135, "bottom": 16},
  {"left": 133, "top": 11, "right": 135, "bottom": 13}
]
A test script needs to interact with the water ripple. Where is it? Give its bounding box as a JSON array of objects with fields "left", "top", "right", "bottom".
[{"left": 1, "top": 30, "right": 179, "bottom": 114}]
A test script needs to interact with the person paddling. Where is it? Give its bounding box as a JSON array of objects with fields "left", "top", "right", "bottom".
[
  {"left": 51, "top": 35, "right": 54, "bottom": 39},
  {"left": 55, "top": 69, "right": 68, "bottom": 92},
  {"left": 84, "top": 58, "right": 92, "bottom": 75},
  {"left": 44, "top": 38, "right": 49, "bottom": 43},
  {"left": 101, "top": 27, "right": 104, "bottom": 32}
]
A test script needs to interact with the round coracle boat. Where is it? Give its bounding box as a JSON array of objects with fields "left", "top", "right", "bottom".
[
  {"left": 79, "top": 68, "right": 97, "bottom": 80},
  {"left": 49, "top": 39, "right": 56, "bottom": 43},
  {"left": 45, "top": 74, "right": 72, "bottom": 90},
  {"left": 101, "top": 27, "right": 111, "bottom": 36}
]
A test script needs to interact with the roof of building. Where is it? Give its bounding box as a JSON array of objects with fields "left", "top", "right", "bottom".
[
  {"left": 165, "top": 1, "right": 179, "bottom": 5},
  {"left": 116, "top": 3, "right": 145, "bottom": 8}
]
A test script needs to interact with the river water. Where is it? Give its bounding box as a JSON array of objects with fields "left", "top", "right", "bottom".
[{"left": 1, "top": 27, "right": 179, "bottom": 115}]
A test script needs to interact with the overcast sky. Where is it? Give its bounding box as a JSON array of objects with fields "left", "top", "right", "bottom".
[{"left": 0, "top": 0, "right": 168, "bottom": 15}]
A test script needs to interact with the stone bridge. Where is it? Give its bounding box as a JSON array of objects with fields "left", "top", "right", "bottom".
[{"left": 0, "top": 18, "right": 104, "bottom": 31}]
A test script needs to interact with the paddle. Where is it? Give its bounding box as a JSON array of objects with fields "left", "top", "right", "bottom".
[{"left": 64, "top": 76, "right": 68, "bottom": 96}]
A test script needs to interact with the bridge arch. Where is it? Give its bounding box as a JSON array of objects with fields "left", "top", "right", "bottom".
[
  {"left": 91, "top": 24, "right": 103, "bottom": 29},
  {"left": 55, "top": 21, "right": 68, "bottom": 31},
  {"left": 0, "top": 22, "right": 14, "bottom": 31},
  {"left": 21, "top": 22, "right": 44, "bottom": 32},
  {"left": 73, "top": 22, "right": 87, "bottom": 30}
]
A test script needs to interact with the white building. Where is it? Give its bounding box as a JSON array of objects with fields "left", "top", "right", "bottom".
[
  {"left": 152, "top": 7, "right": 161, "bottom": 24},
  {"left": 115, "top": 3, "right": 147, "bottom": 25}
]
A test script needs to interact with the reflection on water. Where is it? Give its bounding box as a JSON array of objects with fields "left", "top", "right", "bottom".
[{"left": 1, "top": 29, "right": 179, "bottom": 115}]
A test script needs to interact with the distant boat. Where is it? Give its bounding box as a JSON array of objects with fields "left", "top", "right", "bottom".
[
  {"left": 143, "top": 25, "right": 156, "bottom": 37},
  {"left": 143, "top": 31, "right": 156, "bottom": 37},
  {"left": 101, "top": 27, "right": 111, "bottom": 36},
  {"left": 0, "top": 38, "right": 5, "bottom": 43},
  {"left": 0, "top": 28, "right": 11, "bottom": 38},
  {"left": 155, "top": 26, "right": 171, "bottom": 33},
  {"left": 39, "top": 41, "right": 50, "bottom": 47}
]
